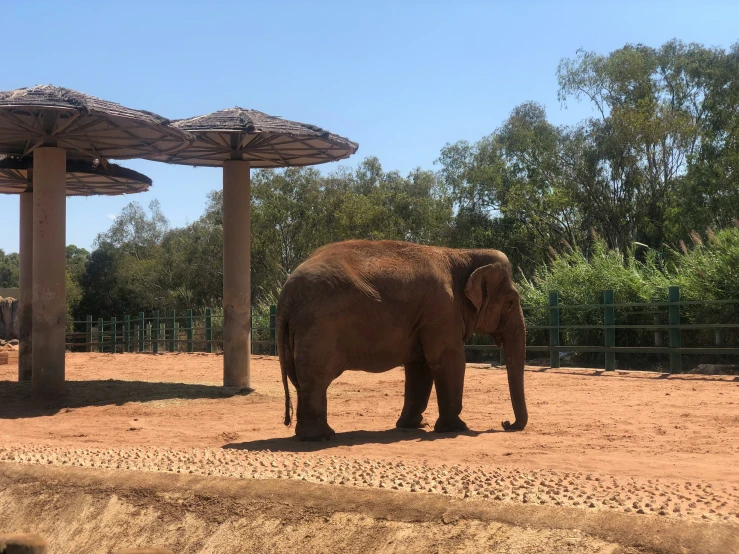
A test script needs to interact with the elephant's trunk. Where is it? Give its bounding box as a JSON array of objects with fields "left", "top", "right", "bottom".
[{"left": 501, "top": 307, "right": 528, "bottom": 431}]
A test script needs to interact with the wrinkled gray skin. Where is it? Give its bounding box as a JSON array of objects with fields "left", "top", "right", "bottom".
[{"left": 277, "top": 240, "right": 528, "bottom": 441}]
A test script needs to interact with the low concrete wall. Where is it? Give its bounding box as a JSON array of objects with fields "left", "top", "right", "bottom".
[{"left": 0, "top": 289, "right": 19, "bottom": 299}]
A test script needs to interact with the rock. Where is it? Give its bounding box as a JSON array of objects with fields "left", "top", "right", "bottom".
[
  {"left": 10, "top": 298, "right": 19, "bottom": 339},
  {"left": 0, "top": 297, "right": 19, "bottom": 341},
  {"left": 0, "top": 532, "right": 48, "bottom": 553},
  {"left": 690, "top": 364, "right": 739, "bottom": 375}
]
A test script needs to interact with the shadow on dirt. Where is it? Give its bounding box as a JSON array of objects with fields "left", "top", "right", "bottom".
[
  {"left": 223, "top": 427, "right": 501, "bottom": 453},
  {"left": 0, "top": 379, "right": 253, "bottom": 419}
]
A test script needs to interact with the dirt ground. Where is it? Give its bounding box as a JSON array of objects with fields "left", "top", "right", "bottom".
[{"left": 0, "top": 353, "right": 738, "bottom": 553}]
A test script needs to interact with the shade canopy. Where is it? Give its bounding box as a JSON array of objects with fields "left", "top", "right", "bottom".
[
  {"left": 138, "top": 106, "right": 358, "bottom": 389},
  {"left": 142, "top": 107, "right": 358, "bottom": 167},
  {"left": 0, "top": 155, "right": 151, "bottom": 196},
  {"left": 0, "top": 85, "right": 192, "bottom": 160}
]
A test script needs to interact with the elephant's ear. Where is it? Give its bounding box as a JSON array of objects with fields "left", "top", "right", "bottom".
[{"left": 464, "top": 262, "right": 511, "bottom": 311}]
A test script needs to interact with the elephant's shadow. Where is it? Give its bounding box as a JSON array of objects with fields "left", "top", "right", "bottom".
[{"left": 223, "top": 427, "right": 501, "bottom": 453}]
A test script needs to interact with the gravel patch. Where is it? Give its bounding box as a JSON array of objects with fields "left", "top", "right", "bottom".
[{"left": 1, "top": 444, "right": 736, "bottom": 525}]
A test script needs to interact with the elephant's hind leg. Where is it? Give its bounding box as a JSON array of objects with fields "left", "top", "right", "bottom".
[
  {"left": 396, "top": 361, "right": 433, "bottom": 429},
  {"left": 295, "top": 378, "right": 335, "bottom": 441},
  {"left": 293, "top": 352, "right": 337, "bottom": 441}
]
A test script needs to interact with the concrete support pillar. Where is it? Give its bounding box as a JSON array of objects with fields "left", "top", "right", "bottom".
[
  {"left": 18, "top": 191, "right": 33, "bottom": 382},
  {"left": 222, "top": 160, "right": 251, "bottom": 388},
  {"left": 31, "top": 147, "right": 66, "bottom": 399}
]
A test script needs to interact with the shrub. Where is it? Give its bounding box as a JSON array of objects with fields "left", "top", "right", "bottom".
[{"left": 513, "top": 226, "right": 739, "bottom": 365}]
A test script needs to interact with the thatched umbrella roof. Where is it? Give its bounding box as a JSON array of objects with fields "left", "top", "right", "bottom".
[
  {"left": 0, "top": 155, "right": 151, "bottom": 196},
  {"left": 141, "top": 107, "right": 358, "bottom": 167},
  {"left": 0, "top": 85, "right": 192, "bottom": 160}
]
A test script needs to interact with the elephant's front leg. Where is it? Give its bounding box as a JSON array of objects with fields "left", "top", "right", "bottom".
[
  {"left": 295, "top": 375, "right": 335, "bottom": 441},
  {"left": 425, "top": 345, "right": 469, "bottom": 433},
  {"left": 396, "top": 361, "right": 433, "bottom": 429}
]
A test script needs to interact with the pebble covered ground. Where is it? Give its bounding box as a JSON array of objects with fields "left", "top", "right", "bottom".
[{"left": 2, "top": 444, "right": 737, "bottom": 525}]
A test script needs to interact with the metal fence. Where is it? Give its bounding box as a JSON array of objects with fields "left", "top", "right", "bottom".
[
  {"left": 67, "top": 286, "right": 739, "bottom": 373},
  {"left": 65, "top": 306, "right": 277, "bottom": 357}
]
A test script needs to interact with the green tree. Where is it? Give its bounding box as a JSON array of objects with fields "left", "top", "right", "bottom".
[
  {"left": 100, "top": 200, "right": 169, "bottom": 259},
  {"left": 557, "top": 39, "right": 739, "bottom": 249},
  {"left": 437, "top": 103, "right": 581, "bottom": 274},
  {"left": 78, "top": 201, "right": 171, "bottom": 317},
  {"left": 66, "top": 245, "right": 89, "bottom": 285},
  {"left": 65, "top": 245, "right": 89, "bottom": 323},
  {"left": 0, "top": 249, "right": 19, "bottom": 288},
  {"left": 673, "top": 42, "right": 739, "bottom": 238}
]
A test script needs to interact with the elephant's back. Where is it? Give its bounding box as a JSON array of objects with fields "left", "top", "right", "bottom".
[
  {"left": 308, "top": 239, "right": 447, "bottom": 263},
  {"left": 284, "top": 240, "right": 450, "bottom": 308},
  {"left": 298, "top": 240, "right": 445, "bottom": 286}
]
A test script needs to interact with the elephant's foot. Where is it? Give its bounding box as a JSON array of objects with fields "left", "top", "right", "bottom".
[
  {"left": 395, "top": 414, "right": 429, "bottom": 429},
  {"left": 295, "top": 421, "right": 336, "bottom": 441},
  {"left": 433, "top": 415, "right": 469, "bottom": 433}
]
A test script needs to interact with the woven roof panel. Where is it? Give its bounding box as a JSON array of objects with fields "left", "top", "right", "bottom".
[
  {"left": 0, "top": 155, "right": 151, "bottom": 196},
  {"left": 143, "top": 107, "right": 358, "bottom": 168},
  {"left": 0, "top": 85, "right": 192, "bottom": 161}
]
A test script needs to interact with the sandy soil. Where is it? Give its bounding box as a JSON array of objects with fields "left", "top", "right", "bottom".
[{"left": 0, "top": 353, "right": 738, "bottom": 552}]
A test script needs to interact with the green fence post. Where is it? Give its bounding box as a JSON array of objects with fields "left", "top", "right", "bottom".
[
  {"left": 124, "top": 315, "right": 131, "bottom": 353},
  {"left": 187, "top": 309, "right": 194, "bottom": 353},
  {"left": 169, "top": 310, "right": 176, "bottom": 352},
  {"left": 549, "top": 291, "right": 560, "bottom": 368},
  {"left": 269, "top": 305, "right": 277, "bottom": 356},
  {"left": 715, "top": 329, "right": 725, "bottom": 346},
  {"left": 86, "top": 315, "right": 93, "bottom": 353},
  {"left": 668, "top": 286, "right": 682, "bottom": 373},
  {"left": 97, "top": 318, "right": 104, "bottom": 353},
  {"left": 604, "top": 289, "right": 615, "bottom": 371},
  {"left": 139, "top": 312, "right": 145, "bottom": 352},
  {"left": 499, "top": 344, "right": 506, "bottom": 367},
  {"left": 111, "top": 317, "right": 117, "bottom": 354},
  {"left": 205, "top": 308, "right": 213, "bottom": 354},
  {"left": 152, "top": 310, "right": 159, "bottom": 354}
]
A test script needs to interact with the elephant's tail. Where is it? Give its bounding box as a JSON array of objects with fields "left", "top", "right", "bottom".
[{"left": 276, "top": 311, "right": 294, "bottom": 427}]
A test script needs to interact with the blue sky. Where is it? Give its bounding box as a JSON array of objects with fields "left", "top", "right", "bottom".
[{"left": 1, "top": 0, "right": 738, "bottom": 253}]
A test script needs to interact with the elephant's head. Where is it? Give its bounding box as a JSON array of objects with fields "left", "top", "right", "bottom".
[{"left": 465, "top": 262, "right": 528, "bottom": 431}]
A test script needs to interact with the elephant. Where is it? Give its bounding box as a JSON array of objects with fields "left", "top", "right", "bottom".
[{"left": 277, "top": 239, "right": 528, "bottom": 441}]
